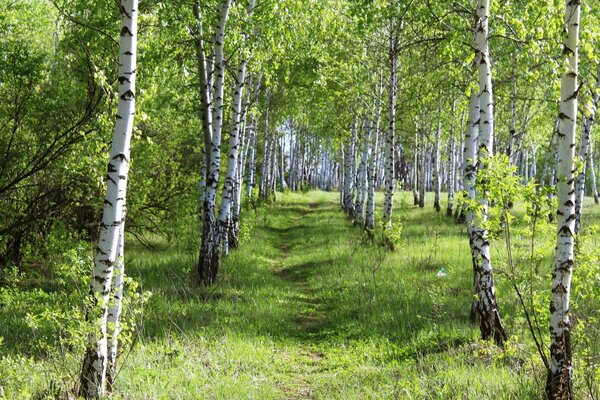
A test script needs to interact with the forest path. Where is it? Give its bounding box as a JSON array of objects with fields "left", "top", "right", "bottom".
[
  {"left": 121, "top": 191, "right": 526, "bottom": 399},
  {"left": 264, "top": 199, "right": 334, "bottom": 398}
]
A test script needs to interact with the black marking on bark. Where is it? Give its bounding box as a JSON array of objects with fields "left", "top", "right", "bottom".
[
  {"left": 558, "top": 225, "right": 574, "bottom": 237},
  {"left": 121, "top": 90, "right": 135, "bottom": 100},
  {"left": 113, "top": 153, "right": 128, "bottom": 162},
  {"left": 120, "top": 26, "right": 133, "bottom": 37}
]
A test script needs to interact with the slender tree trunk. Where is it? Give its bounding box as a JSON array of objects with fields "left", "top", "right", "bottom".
[
  {"left": 541, "top": 122, "right": 558, "bottom": 188},
  {"left": 383, "top": 18, "right": 398, "bottom": 236},
  {"left": 259, "top": 93, "right": 271, "bottom": 200},
  {"left": 433, "top": 120, "right": 441, "bottom": 212},
  {"left": 418, "top": 125, "right": 426, "bottom": 208},
  {"left": 413, "top": 128, "right": 419, "bottom": 206},
  {"left": 574, "top": 66, "right": 600, "bottom": 232},
  {"left": 356, "top": 118, "right": 370, "bottom": 228},
  {"left": 589, "top": 139, "right": 599, "bottom": 204},
  {"left": 343, "top": 128, "right": 354, "bottom": 215},
  {"left": 547, "top": 1, "right": 580, "bottom": 396},
  {"left": 222, "top": 1, "right": 254, "bottom": 251},
  {"left": 246, "top": 118, "right": 257, "bottom": 198},
  {"left": 219, "top": 62, "right": 246, "bottom": 255},
  {"left": 79, "top": 1, "right": 137, "bottom": 396},
  {"left": 465, "top": 91, "right": 480, "bottom": 323},
  {"left": 470, "top": 0, "right": 507, "bottom": 346},
  {"left": 367, "top": 81, "right": 383, "bottom": 232},
  {"left": 106, "top": 221, "right": 125, "bottom": 390},
  {"left": 192, "top": 1, "right": 212, "bottom": 223},
  {"left": 197, "top": 0, "right": 232, "bottom": 285},
  {"left": 574, "top": 117, "right": 590, "bottom": 235},
  {"left": 447, "top": 101, "right": 458, "bottom": 217}
]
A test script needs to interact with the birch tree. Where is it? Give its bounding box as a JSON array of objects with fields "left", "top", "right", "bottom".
[
  {"left": 574, "top": 64, "right": 599, "bottom": 234},
  {"left": 383, "top": 13, "right": 398, "bottom": 238},
  {"left": 79, "top": 0, "right": 138, "bottom": 396},
  {"left": 197, "top": 0, "right": 232, "bottom": 285},
  {"left": 470, "top": 0, "right": 506, "bottom": 345},
  {"left": 547, "top": 0, "right": 581, "bottom": 397}
]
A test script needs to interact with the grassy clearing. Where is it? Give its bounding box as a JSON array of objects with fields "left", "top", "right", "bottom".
[{"left": 2, "top": 190, "right": 599, "bottom": 398}]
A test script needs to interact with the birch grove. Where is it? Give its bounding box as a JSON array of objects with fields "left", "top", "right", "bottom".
[{"left": 4, "top": 0, "right": 600, "bottom": 398}]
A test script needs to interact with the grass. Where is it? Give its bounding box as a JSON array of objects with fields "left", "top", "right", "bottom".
[{"left": 1, "top": 190, "right": 599, "bottom": 399}]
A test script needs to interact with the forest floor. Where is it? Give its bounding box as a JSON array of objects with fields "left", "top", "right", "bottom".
[
  {"left": 114, "top": 191, "right": 548, "bottom": 399},
  {"left": 3, "top": 191, "right": 600, "bottom": 399}
]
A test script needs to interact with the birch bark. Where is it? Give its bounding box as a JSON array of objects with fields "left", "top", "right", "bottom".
[
  {"left": 574, "top": 66, "right": 599, "bottom": 233},
  {"left": 547, "top": 0, "right": 580, "bottom": 396},
  {"left": 355, "top": 119, "right": 370, "bottom": 228},
  {"left": 383, "top": 17, "right": 398, "bottom": 235},
  {"left": 197, "top": 0, "right": 232, "bottom": 285},
  {"left": 471, "top": 0, "right": 507, "bottom": 345},
  {"left": 79, "top": 0, "right": 137, "bottom": 396},
  {"left": 464, "top": 91, "right": 479, "bottom": 322}
]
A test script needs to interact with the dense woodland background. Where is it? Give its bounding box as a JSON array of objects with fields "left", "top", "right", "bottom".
[{"left": 0, "top": 0, "right": 599, "bottom": 399}]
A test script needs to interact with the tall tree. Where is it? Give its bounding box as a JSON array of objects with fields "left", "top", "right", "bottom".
[
  {"left": 196, "top": 0, "right": 232, "bottom": 285},
  {"left": 383, "top": 10, "right": 398, "bottom": 240},
  {"left": 471, "top": 0, "right": 507, "bottom": 345},
  {"left": 547, "top": 0, "right": 581, "bottom": 397},
  {"left": 79, "top": 0, "right": 138, "bottom": 396}
]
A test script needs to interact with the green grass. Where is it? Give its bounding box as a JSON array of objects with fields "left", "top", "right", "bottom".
[{"left": 1, "top": 190, "right": 599, "bottom": 399}]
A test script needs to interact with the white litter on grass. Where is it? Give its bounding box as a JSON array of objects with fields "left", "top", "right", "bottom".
[{"left": 436, "top": 267, "right": 447, "bottom": 277}]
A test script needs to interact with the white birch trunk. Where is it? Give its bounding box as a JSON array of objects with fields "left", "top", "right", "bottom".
[
  {"left": 246, "top": 118, "right": 257, "bottom": 197},
  {"left": 220, "top": 0, "right": 253, "bottom": 250},
  {"left": 218, "top": 63, "right": 245, "bottom": 255},
  {"left": 79, "top": 1, "right": 137, "bottom": 396},
  {"left": 367, "top": 82, "right": 383, "bottom": 232},
  {"left": 433, "top": 120, "right": 441, "bottom": 212},
  {"left": 383, "top": 21, "right": 398, "bottom": 234},
  {"left": 198, "top": 0, "right": 232, "bottom": 285},
  {"left": 343, "top": 128, "right": 355, "bottom": 215},
  {"left": 418, "top": 126, "right": 426, "bottom": 208},
  {"left": 355, "top": 119, "right": 370, "bottom": 228},
  {"left": 471, "top": 0, "right": 507, "bottom": 345},
  {"left": 589, "top": 139, "right": 599, "bottom": 204},
  {"left": 574, "top": 67, "right": 599, "bottom": 233},
  {"left": 106, "top": 220, "right": 125, "bottom": 389},
  {"left": 547, "top": 1, "right": 580, "bottom": 395},
  {"left": 192, "top": 1, "right": 213, "bottom": 224},
  {"left": 446, "top": 101, "right": 458, "bottom": 217},
  {"left": 465, "top": 91, "right": 480, "bottom": 322}
]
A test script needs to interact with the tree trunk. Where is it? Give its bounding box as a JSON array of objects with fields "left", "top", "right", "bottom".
[
  {"left": 465, "top": 91, "right": 480, "bottom": 324},
  {"left": 547, "top": 1, "right": 580, "bottom": 396},
  {"left": 383, "top": 18, "right": 398, "bottom": 236},
  {"left": 356, "top": 118, "right": 370, "bottom": 228},
  {"left": 79, "top": 1, "right": 137, "bottom": 396},
  {"left": 446, "top": 101, "right": 458, "bottom": 217},
  {"left": 471, "top": 0, "right": 507, "bottom": 346},
  {"left": 246, "top": 118, "right": 257, "bottom": 198},
  {"left": 219, "top": 62, "right": 246, "bottom": 255},
  {"left": 418, "top": 126, "right": 426, "bottom": 208},
  {"left": 106, "top": 221, "right": 125, "bottom": 390},
  {"left": 589, "top": 139, "right": 599, "bottom": 205},
  {"left": 367, "top": 81, "right": 383, "bottom": 232},
  {"left": 413, "top": 128, "right": 419, "bottom": 206},
  {"left": 574, "top": 65, "right": 599, "bottom": 232},
  {"left": 433, "top": 120, "right": 441, "bottom": 212},
  {"left": 197, "top": 0, "right": 232, "bottom": 285}
]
